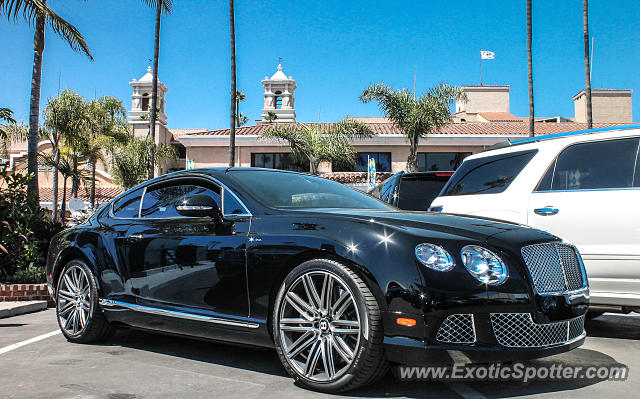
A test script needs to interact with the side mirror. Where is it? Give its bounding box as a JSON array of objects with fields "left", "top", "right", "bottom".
[{"left": 176, "top": 194, "right": 222, "bottom": 222}]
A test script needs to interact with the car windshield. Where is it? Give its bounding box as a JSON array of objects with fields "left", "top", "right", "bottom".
[{"left": 227, "top": 170, "right": 393, "bottom": 210}]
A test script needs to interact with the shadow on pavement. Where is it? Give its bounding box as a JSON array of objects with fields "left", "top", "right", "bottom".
[
  {"left": 465, "top": 348, "right": 627, "bottom": 398},
  {"left": 585, "top": 314, "right": 640, "bottom": 340},
  {"left": 94, "top": 326, "right": 627, "bottom": 399}
]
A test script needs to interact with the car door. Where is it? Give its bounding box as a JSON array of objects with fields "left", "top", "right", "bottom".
[
  {"left": 528, "top": 136, "right": 640, "bottom": 297},
  {"left": 127, "top": 180, "right": 250, "bottom": 319},
  {"left": 107, "top": 187, "right": 146, "bottom": 302}
]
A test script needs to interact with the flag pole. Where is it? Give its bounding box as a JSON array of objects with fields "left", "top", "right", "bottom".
[{"left": 479, "top": 50, "right": 483, "bottom": 86}]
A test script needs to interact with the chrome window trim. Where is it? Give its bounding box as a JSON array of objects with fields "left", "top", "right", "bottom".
[
  {"left": 99, "top": 299, "right": 259, "bottom": 329},
  {"left": 109, "top": 187, "right": 145, "bottom": 220},
  {"left": 111, "top": 175, "right": 253, "bottom": 221},
  {"left": 221, "top": 186, "right": 252, "bottom": 217}
]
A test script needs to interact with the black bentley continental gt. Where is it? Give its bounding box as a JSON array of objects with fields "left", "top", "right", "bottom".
[{"left": 46, "top": 168, "right": 589, "bottom": 392}]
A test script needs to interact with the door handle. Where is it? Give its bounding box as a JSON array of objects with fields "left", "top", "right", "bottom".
[
  {"left": 534, "top": 207, "right": 559, "bottom": 216},
  {"left": 127, "top": 234, "right": 143, "bottom": 242}
]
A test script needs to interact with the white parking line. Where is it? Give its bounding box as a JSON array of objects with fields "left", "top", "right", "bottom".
[{"left": 0, "top": 330, "right": 61, "bottom": 355}]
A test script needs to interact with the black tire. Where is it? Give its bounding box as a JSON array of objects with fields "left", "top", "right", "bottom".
[
  {"left": 55, "top": 259, "right": 112, "bottom": 343},
  {"left": 272, "top": 258, "right": 388, "bottom": 393}
]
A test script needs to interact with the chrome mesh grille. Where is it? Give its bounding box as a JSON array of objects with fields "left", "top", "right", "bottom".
[
  {"left": 436, "top": 314, "right": 476, "bottom": 344},
  {"left": 490, "top": 313, "right": 585, "bottom": 348},
  {"left": 521, "top": 243, "right": 586, "bottom": 294}
]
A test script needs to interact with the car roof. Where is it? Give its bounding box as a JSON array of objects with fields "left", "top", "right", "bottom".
[{"left": 471, "top": 124, "right": 640, "bottom": 160}]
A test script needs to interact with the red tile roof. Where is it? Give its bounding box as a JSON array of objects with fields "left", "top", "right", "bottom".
[
  {"left": 320, "top": 172, "right": 393, "bottom": 184},
  {"left": 184, "top": 122, "right": 634, "bottom": 138},
  {"left": 39, "top": 186, "right": 123, "bottom": 203}
]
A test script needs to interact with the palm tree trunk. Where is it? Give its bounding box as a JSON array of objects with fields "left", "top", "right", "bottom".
[
  {"left": 407, "top": 135, "right": 419, "bottom": 173},
  {"left": 27, "top": 7, "right": 46, "bottom": 200},
  {"left": 236, "top": 98, "right": 240, "bottom": 128},
  {"left": 583, "top": 0, "right": 593, "bottom": 129},
  {"left": 148, "top": 1, "right": 162, "bottom": 179},
  {"left": 51, "top": 148, "right": 59, "bottom": 221},
  {"left": 61, "top": 177, "right": 68, "bottom": 224},
  {"left": 527, "top": 0, "right": 535, "bottom": 137},
  {"left": 229, "top": 0, "right": 237, "bottom": 167},
  {"left": 90, "top": 159, "right": 96, "bottom": 208},
  {"left": 71, "top": 156, "right": 78, "bottom": 197}
]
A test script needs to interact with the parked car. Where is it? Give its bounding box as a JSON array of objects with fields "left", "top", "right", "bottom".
[
  {"left": 430, "top": 125, "right": 640, "bottom": 317},
  {"left": 370, "top": 171, "right": 453, "bottom": 211},
  {"left": 47, "top": 168, "right": 588, "bottom": 392}
]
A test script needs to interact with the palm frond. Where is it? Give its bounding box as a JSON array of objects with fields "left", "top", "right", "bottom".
[
  {"left": 140, "top": 0, "right": 173, "bottom": 14},
  {"left": 1, "top": 0, "right": 92, "bottom": 59}
]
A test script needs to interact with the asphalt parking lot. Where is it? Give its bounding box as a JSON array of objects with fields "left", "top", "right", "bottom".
[{"left": 1, "top": 309, "right": 638, "bottom": 399}]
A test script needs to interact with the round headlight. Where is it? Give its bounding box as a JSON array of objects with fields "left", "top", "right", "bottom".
[
  {"left": 460, "top": 245, "right": 508, "bottom": 285},
  {"left": 415, "top": 243, "right": 455, "bottom": 272}
]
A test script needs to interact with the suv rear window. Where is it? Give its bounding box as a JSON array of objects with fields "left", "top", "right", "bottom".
[
  {"left": 441, "top": 150, "right": 537, "bottom": 196},
  {"left": 397, "top": 175, "right": 451, "bottom": 210}
]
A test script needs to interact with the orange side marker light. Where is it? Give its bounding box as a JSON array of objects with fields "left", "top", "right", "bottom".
[{"left": 396, "top": 318, "right": 416, "bottom": 327}]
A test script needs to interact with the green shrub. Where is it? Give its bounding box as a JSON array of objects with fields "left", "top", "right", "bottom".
[{"left": 0, "top": 166, "right": 64, "bottom": 283}]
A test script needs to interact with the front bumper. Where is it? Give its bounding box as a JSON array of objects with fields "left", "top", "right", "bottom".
[{"left": 382, "top": 310, "right": 587, "bottom": 365}]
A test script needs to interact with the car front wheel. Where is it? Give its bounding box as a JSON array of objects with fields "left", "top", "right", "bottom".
[
  {"left": 273, "top": 258, "right": 387, "bottom": 392},
  {"left": 56, "top": 259, "right": 112, "bottom": 343}
]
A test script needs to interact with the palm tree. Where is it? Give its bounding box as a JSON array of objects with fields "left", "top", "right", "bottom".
[
  {"left": 42, "top": 89, "right": 85, "bottom": 220},
  {"left": 583, "top": 0, "right": 593, "bottom": 129},
  {"left": 261, "top": 118, "right": 372, "bottom": 175},
  {"left": 527, "top": 0, "right": 535, "bottom": 137},
  {"left": 264, "top": 111, "right": 278, "bottom": 123},
  {"left": 108, "top": 136, "right": 177, "bottom": 189},
  {"left": 235, "top": 90, "right": 247, "bottom": 127},
  {"left": 229, "top": 0, "right": 237, "bottom": 167},
  {"left": 0, "top": 107, "right": 16, "bottom": 142},
  {"left": 0, "top": 0, "right": 93, "bottom": 199},
  {"left": 84, "top": 97, "right": 129, "bottom": 207},
  {"left": 141, "top": 0, "right": 173, "bottom": 179},
  {"left": 360, "top": 83, "right": 466, "bottom": 172},
  {"left": 39, "top": 148, "right": 89, "bottom": 224}
]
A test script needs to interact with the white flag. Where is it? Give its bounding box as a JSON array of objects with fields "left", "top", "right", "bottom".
[{"left": 480, "top": 50, "right": 495, "bottom": 59}]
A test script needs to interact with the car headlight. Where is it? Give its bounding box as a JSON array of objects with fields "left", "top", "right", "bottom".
[
  {"left": 415, "top": 243, "right": 455, "bottom": 272},
  {"left": 460, "top": 245, "right": 508, "bottom": 285}
]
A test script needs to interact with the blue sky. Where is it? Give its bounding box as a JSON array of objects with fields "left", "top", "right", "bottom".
[{"left": 1, "top": 0, "right": 638, "bottom": 129}]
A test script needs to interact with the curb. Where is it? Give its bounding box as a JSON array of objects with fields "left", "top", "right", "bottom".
[{"left": 0, "top": 301, "right": 48, "bottom": 319}]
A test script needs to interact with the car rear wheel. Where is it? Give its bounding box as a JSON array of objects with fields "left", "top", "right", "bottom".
[
  {"left": 56, "top": 260, "right": 112, "bottom": 343},
  {"left": 273, "top": 259, "right": 387, "bottom": 392}
]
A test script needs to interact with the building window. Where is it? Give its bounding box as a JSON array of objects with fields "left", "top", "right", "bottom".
[
  {"left": 333, "top": 152, "right": 392, "bottom": 172},
  {"left": 418, "top": 152, "right": 471, "bottom": 171},
  {"left": 251, "top": 153, "right": 309, "bottom": 172},
  {"left": 141, "top": 93, "right": 150, "bottom": 111}
]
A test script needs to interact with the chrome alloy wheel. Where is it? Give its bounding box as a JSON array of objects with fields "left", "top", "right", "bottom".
[
  {"left": 57, "top": 264, "right": 92, "bottom": 336},
  {"left": 278, "top": 271, "right": 361, "bottom": 382}
]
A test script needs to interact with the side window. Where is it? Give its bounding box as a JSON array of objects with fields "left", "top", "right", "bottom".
[
  {"left": 548, "top": 138, "right": 639, "bottom": 191},
  {"left": 441, "top": 150, "right": 538, "bottom": 196},
  {"left": 535, "top": 159, "right": 556, "bottom": 191},
  {"left": 140, "top": 184, "right": 221, "bottom": 218},
  {"left": 112, "top": 188, "right": 143, "bottom": 218},
  {"left": 223, "top": 190, "right": 248, "bottom": 215}
]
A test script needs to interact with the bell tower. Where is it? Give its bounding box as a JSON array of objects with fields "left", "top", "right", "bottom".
[
  {"left": 261, "top": 63, "right": 296, "bottom": 123},
  {"left": 129, "top": 66, "right": 169, "bottom": 137}
]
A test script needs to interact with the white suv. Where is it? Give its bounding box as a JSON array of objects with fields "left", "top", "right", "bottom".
[{"left": 431, "top": 125, "right": 640, "bottom": 315}]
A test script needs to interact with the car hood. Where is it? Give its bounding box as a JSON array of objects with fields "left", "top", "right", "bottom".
[{"left": 295, "top": 208, "right": 554, "bottom": 243}]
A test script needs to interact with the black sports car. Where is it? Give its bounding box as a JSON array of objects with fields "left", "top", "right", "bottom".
[{"left": 46, "top": 168, "right": 589, "bottom": 392}]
